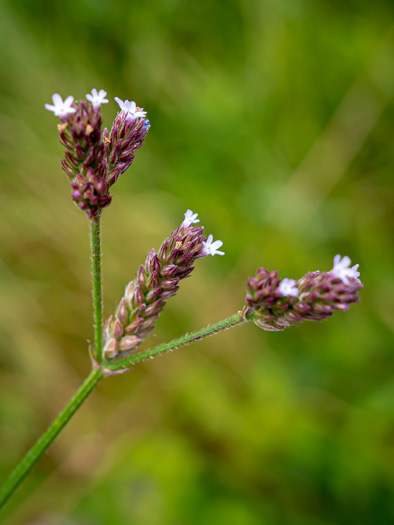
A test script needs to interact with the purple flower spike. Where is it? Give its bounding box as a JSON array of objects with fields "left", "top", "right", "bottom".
[
  {"left": 103, "top": 210, "right": 224, "bottom": 361},
  {"left": 57, "top": 100, "right": 111, "bottom": 218},
  {"left": 103, "top": 97, "right": 150, "bottom": 187},
  {"left": 244, "top": 257, "right": 363, "bottom": 331},
  {"left": 46, "top": 90, "right": 150, "bottom": 218}
]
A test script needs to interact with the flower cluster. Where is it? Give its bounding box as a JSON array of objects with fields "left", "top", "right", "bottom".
[
  {"left": 45, "top": 91, "right": 149, "bottom": 218},
  {"left": 103, "top": 98, "right": 150, "bottom": 187},
  {"left": 244, "top": 255, "right": 363, "bottom": 331},
  {"left": 103, "top": 210, "right": 224, "bottom": 360}
]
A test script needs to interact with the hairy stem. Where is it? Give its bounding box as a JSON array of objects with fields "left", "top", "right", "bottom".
[
  {"left": 106, "top": 312, "right": 247, "bottom": 371},
  {"left": 0, "top": 367, "right": 104, "bottom": 509},
  {"left": 90, "top": 216, "right": 103, "bottom": 362},
  {"left": 0, "top": 312, "right": 247, "bottom": 509}
]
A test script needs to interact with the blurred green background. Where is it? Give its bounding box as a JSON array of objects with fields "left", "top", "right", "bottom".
[{"left": 0, "top": 0, "right": 394, "bottom": 523}]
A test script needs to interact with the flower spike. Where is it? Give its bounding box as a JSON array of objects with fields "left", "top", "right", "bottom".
[
  {"left": 103, "top": 99, "right": 150, "bottom": 186},
  {"left": 244, "top": 257, "right": 363, "bottom": 331},
  {"left": 46, "top": 90, "right": 150, "bottom": 218},
  {"left": 102, "top": 212, "right": 210, "bottom": 361}
]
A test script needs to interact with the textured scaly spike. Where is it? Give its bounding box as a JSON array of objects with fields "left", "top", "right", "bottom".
[
  {"left": 103, "top": 210, "right": 225, "bottom": 361},
  {"left": 244, "top": 256, "right": 363, "bottom": 331}
]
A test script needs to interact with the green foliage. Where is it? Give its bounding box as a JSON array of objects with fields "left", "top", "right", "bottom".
[{"left": 1, "top": 0, "right": 394, "bottom": 522}]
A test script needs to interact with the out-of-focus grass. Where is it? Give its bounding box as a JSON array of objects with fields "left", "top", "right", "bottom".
[{"left": 0, "top": 0, "right": 394, "bottom": 523}]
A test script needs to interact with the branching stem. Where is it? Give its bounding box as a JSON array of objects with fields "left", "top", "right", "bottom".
[
  {"left": 0, "top": 312, "right": 248, "bottom": 509},
  {"left": 106, "top": 312, "right": 247, "bottom": 371}
]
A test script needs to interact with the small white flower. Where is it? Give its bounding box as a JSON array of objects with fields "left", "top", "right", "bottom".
[
  {"left": 86, "top": 88, "right": 109, "bottom": 107},
  {"left": 279, "top": 278, "right": 299, "bottom": 297},
  {"left": 202, "top": 234, "right": 225, "bottom": 256},
  {"left": 45, "top": 94, "right": 76, "bottom": 117},
  {"left": 182, "top": 209, "right": 200, "bottom": 227},
  {"left": 331, "top": 255, "right": 361, "bottom": 285},
  {"left": 114, "top": 97, "right": 147, "bottom": 119}
]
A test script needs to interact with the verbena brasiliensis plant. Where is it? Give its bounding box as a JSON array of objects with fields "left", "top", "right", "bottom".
[{"left": 0, "top": 90, "right": 363, "bottom": 508}]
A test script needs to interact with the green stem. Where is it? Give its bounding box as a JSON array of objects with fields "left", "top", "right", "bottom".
[
  {"left": 0, "top": 313, "right": 247, "bottom": 509},
  {"left": 106, "top": 312, "right": 247, "bottom": 371},
  {"left": 90, "top": 216, "right": 103, "bottom": 362},
  {"left": 0, "top": 367, "right": 104, "bottom": 509}
]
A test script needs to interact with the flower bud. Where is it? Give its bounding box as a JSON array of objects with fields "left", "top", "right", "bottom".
[
  {"left": 144, "top": 300, "right": 165, "bottom": 317},
  {"left": 117, "top": 298, "right": 129, "bottom": 325},
  {"left": 131, "top": 286, "right": 145, "bottom": 308},
  {"left": 103, "top": 339, "right": 119, "bottom": 359},
  {"left": 161, "top": 265, "right": 178, "bottom": 278},
  {"left": 119, "top": 336, "right": 141, "bottom": 353},
  {"left": 112, "top": 319, "right": 124, "bottom": 340},
  {"left": 125, "top": 318, "right": 144, "bottom": 334},
  {"left": 137, "top": 265, "right": 147, "bottom": 290},
  {"left": 147, "top": 271, "right": 160, "bottom": 289}
]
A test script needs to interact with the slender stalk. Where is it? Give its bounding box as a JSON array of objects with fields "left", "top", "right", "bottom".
[
  {"left": 90, "top": 216, "right": 103, "bottom": 362},
  {"left": 0, "top": 367, "right": 104, "bottom": 509},
  {"left": 106, "top": 312, "right": 247, "bottom": 371},
  {"left": 0, "top": 313, "right": 247, "bottom": 509}
]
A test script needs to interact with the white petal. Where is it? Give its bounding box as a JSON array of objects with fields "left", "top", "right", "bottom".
[
  {"left": 333, "top": 254, "right": 341, "bottom": 266},
  {"left": 52, "top": 93, "right": 63, "bottom": 106},
  {"left": 64, "top": 96, "right": 74, "bottom": 107},
  {"left": 340, "top": 256, "right": 351, "bottom": 268},
  {"left": 114, "top": 97, "right": 124, "bottom": 110}
]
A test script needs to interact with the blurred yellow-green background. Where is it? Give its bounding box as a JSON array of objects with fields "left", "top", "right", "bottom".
[{"left": 1, "top": 0, "right": 394, "bottom": 523}]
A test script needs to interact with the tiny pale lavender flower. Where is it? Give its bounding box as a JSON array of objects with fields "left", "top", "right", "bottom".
[
  {"left": 183, "top": 209, "right": 200, "bottom": 227},
  {"left": 202, "top": 234, "right": 225, "bottom": 256},
  {"left": 331, "top": 255, "right": 361, "bottom": 285},
  {"left": 45, "top": 94, "right": 76, "bottom": 117},
  {"left": 279, "top": 278, "right": 299, "bottom": 297},
  {"left": 114, "top": 97, "right": 147, "bottom": 119},
  {"left": 86, "top": 88, "right": 109, "bottom": 107}
]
